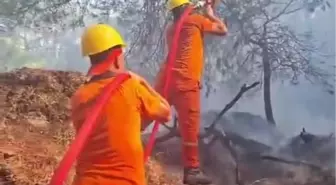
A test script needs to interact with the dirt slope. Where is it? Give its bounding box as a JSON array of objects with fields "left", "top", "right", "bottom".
[{"left": 0, "top": 68, "right": 178, "bottom": 185}]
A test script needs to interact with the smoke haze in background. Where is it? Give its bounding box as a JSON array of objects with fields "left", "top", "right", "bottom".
[
  {"left": 203, "top": 3, "right": 335, "bottom": 137},
  {"left": 2, "top": 2, "right": 334, "bottom": 138}
]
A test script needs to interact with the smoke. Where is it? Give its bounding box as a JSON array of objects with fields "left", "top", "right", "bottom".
[
  {"left": 1, "top": 0, "right": 334, "bottom": 140},
  {"left": 203, "top": 1, "right": 335, "bottom": 139},
  {"left": 204, "top": 80, "right": 335, "bottom": 138}
]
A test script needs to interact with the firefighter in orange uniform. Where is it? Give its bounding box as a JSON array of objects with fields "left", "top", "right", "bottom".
[
  {"left": 71, "top": 24, "right": 171, "bottom": 185},
  {"left": 153, "top": 0, "right": 228, "bottom": 184}
]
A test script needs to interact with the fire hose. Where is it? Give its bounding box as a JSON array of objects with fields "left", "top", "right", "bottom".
[
  {"left": 144, "top": 0, "right": 218, "bottom": 161},
  {"left": 143, "top": 5, "right": 194, "bottom": 162},
  {"left": 49, "top": 1, "right": 214, "bottom": 184}
]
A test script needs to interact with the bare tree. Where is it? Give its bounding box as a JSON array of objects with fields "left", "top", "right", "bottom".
[{"left": 215, "top": 0, "right": 334, "bottom": 124}]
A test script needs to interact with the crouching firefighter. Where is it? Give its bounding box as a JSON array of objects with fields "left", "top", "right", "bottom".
[
  {"left": 71, "top": 23, "right": 172, "bottom": 185},
  {"left": 152, "top": 0, "right": 228, "bottom": 184}
]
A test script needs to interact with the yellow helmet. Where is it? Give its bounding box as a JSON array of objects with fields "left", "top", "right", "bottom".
[
  {"left": 81, "top": 24, "right": 125, "bottom": 56},
  {"left": 167, "top": 0, "right": 190, "bottom": 11}
]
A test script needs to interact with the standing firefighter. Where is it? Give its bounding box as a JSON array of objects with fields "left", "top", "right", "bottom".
[
  {"left": 71, "top": 24, "right": 171, "bottom": 185},
  {"left": 154, "top": 0, "right": 228, "bottom": 184}
]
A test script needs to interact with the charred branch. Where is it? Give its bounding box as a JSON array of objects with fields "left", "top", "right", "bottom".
[
  {"left": 201, "top": 127, "right": 243, "bottom": 185},
  {"left": 155, "top": 81, "right": 260, "bottom": 143},
  {"left": 260, "top": 155, "right": 336, "bottom": 184},
  {"left": 203, "top": 81, "right": 260, "bottom": 134},
  {"left": 260, "top": 129, "right": 334, "bottom": 179},
  {"left": 155, "top": 116, "right": 179, "bottom": 143},
  {"left": 260, "top": 155, "right": 323, "bottom": 171}
]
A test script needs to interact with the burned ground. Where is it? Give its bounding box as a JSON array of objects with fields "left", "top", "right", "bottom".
[{"left": 0, "top": 68, "right": 334, "bottom": 185}]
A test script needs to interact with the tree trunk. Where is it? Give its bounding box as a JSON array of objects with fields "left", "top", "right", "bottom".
[{"left": 262, "top": 46, "right": 276, "bottom": 125}]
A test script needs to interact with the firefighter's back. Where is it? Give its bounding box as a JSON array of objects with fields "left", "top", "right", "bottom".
[{"left": 71, "top": 77, "right": 145, "bottom": 185}]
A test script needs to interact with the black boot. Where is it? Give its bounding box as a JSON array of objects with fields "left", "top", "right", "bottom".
[{"left": 183, "top": 167, "right": 212, "bottom": 185}]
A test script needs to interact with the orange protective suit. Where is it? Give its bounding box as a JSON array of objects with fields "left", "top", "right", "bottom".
[
  {"left": 155, "top": 13, "right": 224, "bottom": 168},
  {"left": 71, "top": 75, "right": 170, "bottom": 185}
]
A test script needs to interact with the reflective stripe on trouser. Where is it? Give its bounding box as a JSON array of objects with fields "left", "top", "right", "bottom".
[
  {"left": 155, "top": 74, "right": 201, "bottom": 168},
  {"left": 174, "top": 88, "right": 201, "bottom": 168}
]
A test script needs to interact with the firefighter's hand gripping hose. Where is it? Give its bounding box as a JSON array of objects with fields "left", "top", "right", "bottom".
[
  {"left": 143, "top": 6, "right": 194, "bottom": 162},
  {"left": 48, "top": 73, "right": 130, "bottom": 185}
]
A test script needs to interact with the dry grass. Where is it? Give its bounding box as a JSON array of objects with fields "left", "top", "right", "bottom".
[
  {"left": 146, "top": 159, "right": 181, "bottom": 185},
  {"left": 0, "top": 68, "right": 179, "bottom": 185},
  {"left": 0, "top": 67, "right": 86, "bottom": 127},
  {"left": 0, "top": 123, "right": 179, "bottom": 185}
]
